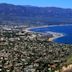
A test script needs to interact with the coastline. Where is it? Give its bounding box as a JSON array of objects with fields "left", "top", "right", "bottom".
[
  {"left": 25, "top": 25, "right": 65, "bottom": 42},
  {"left": 24, "top": 25, "right": 48, "bottom": 32},
  {"left": 25, "top": 24, "right": 72, "bottom": 32},
  {"left": 47, "top": 31, "right": 64, "bottom": 41}
]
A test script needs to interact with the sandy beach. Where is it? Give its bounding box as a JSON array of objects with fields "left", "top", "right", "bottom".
[{"left": 47, "top": 31, "right": 64, "bottom": 41}]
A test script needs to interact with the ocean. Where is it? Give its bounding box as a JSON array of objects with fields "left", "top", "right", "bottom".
[{"left": 30, "top": 24, "right": 72, "bottom": 44}]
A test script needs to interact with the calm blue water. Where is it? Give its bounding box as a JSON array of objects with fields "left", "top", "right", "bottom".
[{"left": 30, "top": 25, "right": 72, "bottom": 44}]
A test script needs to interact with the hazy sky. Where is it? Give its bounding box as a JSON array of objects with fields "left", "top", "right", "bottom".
[{"left": 0, "top": 0, "right": 72, "bottom": 8}]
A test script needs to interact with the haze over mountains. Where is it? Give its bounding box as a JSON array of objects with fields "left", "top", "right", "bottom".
[{"left": 0, "top": 3, "right": 72, "bottom": 26}]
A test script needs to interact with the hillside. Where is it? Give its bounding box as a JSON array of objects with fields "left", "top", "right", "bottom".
[{"left": 0, "top": 3, "right": 72, "bottom": 25}]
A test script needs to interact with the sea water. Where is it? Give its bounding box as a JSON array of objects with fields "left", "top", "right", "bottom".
[{"left": 30, "top": 24, "right": 72, "bottom": 44}]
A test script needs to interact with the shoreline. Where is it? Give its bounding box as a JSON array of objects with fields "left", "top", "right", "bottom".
[
  {"left": 25, "top": 24, "right": 72, "bottom": 32},
  {"left": 25, "top": 25, "right": 65, "bottom": 41},
  {"left": 24, "top": 25, "right": 48, "bottom": 32},
  {"left": 47, "top": 31, "right": 64, "bottom": 41}
]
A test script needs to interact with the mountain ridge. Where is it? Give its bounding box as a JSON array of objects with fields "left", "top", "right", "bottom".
[{"left": 0, "top": 3, "right": 72, "bottom": 25}]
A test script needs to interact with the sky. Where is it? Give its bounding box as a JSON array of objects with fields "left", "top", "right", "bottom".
[{"left": 0, "top": 0, "right": 72, "bottom": 8}]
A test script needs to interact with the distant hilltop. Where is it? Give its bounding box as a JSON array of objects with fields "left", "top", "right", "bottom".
[{"left": 0, "top": 3, "right": 72, "bottom": 25}]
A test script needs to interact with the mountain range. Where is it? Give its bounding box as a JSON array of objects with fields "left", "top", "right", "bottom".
[{"left": 0, "top": 3, "right": 72, "bottom": 26}]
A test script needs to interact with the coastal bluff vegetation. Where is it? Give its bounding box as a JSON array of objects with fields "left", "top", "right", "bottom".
[{"left": 0, "top": 28, "right": 72, "bottom": 72}]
